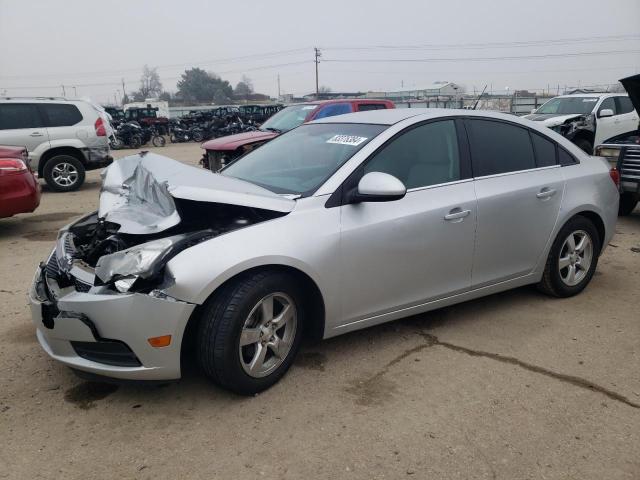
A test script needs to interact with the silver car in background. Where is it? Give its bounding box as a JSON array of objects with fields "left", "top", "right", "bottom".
[{"left": 29, "top": 109, "right": 619, "bottom": 394}]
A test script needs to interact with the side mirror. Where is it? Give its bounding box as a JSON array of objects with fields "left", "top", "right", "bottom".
[
  {"left": 350, "top": 172, "right": 406, "bottom": 203},
  {"left": 599, "top": 108, "right": 614, "bottom": 118}
]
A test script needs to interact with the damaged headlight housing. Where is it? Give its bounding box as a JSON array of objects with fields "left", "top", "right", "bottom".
[{"left": 95, "top": 231, "right": 211, "bottom": 293}]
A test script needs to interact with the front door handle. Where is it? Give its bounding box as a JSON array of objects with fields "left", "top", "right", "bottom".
[
  {"left": 536, "top": 188, "right": 556, "bottom": 200},
  {"left": 444, "top": 208, "right": 471, "bottom": 222},
  {"left": 29, "top": 132, "right": 44, "bottom": 137}
]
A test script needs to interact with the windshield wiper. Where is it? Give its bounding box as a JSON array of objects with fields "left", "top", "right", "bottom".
[{"left": 263, "top": 127, "right": 282, "bottom": 133}]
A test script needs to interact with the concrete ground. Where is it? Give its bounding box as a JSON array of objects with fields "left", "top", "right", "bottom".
[{"left": 1, "top": 142, "right": 639, "bottom": 479}]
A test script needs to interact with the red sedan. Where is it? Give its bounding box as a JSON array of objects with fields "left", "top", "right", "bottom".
[{"left": 0, "top": 145, "right": 41, "bottom": 218}]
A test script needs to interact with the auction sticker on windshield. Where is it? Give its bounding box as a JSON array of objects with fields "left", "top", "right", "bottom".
[{"left": 326, "top": 135, "right": 368, "bottom": 146}]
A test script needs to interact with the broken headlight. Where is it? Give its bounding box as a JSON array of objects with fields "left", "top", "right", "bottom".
[{"left": 95, "top": 231, "right": 212, "bottom": 292}]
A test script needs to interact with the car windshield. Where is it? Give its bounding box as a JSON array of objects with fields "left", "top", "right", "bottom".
[
  {"left": 536, "top": 97, "right": 599, "bottom": 115},
  {"left": 222, "top": 123, "right": 387, "bottom": 195},
  {"left": 259, "top": 105, "right": 318, "bottom": 132}
]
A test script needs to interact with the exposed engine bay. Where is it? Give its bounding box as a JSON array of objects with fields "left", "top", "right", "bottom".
[{"left": 47, "top": 152, "right": 292, "bottom": 293}]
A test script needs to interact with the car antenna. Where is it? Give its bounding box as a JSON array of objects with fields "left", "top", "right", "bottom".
[{"left": 472, "top": 85, "right": 488, "bottom": 110}]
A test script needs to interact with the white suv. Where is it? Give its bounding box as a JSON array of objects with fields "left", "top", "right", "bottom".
[
  {"left": 0, "top": 98, "right": 113, "bottom": 191},
  {"left": 524, "top": 93, "right": 638, "bottom": 154}
]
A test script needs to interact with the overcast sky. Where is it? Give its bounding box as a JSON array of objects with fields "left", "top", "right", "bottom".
[{"left": 1, "top": 0, "right": 639, "bottom": 104}]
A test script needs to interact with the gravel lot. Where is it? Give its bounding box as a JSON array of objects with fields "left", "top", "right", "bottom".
[{"left": 1, "top": 142, "right": 639, "bottom": 479}]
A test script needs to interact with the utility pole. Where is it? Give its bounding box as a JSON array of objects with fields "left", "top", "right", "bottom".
[
  {"left": 61, "top": 85, "right": 66, "bottom": 97},
  {"left": 121, "top": 78, "right": 126, "bottom": 105},
  {"left": 72, "top": 86, "right": 77, "bottom": 97},
  {"left": 277, "top": 73, "right": 281, "bottom": 100},
  {"left": 314, "top": 47, "right": 321, "bottom": 99}
]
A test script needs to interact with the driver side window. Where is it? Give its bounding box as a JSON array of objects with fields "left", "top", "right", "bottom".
[
  {"left": 363, "top": 120, "right": 461, "bottom": 189},
  {"left": 598, "top": 97, "right": 617, "bottom": 116}
]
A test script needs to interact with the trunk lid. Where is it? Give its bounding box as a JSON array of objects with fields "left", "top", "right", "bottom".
[
  {"left": 620, "top": 74, "right": 640, "bottom": 116},
  {"left": 99, "top": 152, "right": 294, "bottom": 234}
]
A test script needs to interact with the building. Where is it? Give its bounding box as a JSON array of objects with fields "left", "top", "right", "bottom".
[{"left": 366, "top": 81, "right": 463, "bottom": 101}]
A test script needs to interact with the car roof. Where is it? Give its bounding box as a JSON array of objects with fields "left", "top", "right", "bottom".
[
  {"left": 310, "top": 108, "right": 548, "bottom": 126},
  {"left": 551, "top": 93, "right": 626, "bottom": 99},
  {"left": 288, "top": 98, "right": 391, "bottom": 108}
]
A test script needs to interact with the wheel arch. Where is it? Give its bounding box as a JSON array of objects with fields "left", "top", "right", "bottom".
[
  {"left": 38, "top": 146, "right": 86, "bottom": 176},
  {"left": 180, "top": 264, "right": 326, "bottom": 369},
  {"left": 574, "top": 210, "right": 606, "bottom": 252}
]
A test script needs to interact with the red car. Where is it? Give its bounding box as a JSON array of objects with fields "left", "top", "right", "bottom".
[
  {"left": 201, "top": 99, "right": 395, "bottom": 170},
  {"left": 0, "top": 145, "right": 41, "bottom": 218}
]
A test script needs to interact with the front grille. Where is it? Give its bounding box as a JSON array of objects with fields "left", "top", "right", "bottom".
[
  {"left": 74, "top": 278, "right": 92, "bottom": 292},
  {"left": 620, "top": 145, "right": 640, "bottom": 181},
  {"left": 45, "top": 248, "right": 93, "bottom": 292},
  {"left": 71, "top": 340, "right": 142, "bottom": 367},
  {"left": 45, "top": 252, "right": 60, "bottom": 278}
]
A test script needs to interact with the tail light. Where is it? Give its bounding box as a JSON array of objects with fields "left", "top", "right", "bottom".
[
  {"left": 0, "top": 158, "right": 27, "bottom": 176},
  {"left": 609, "top": 167, "right": 620, "bottom": 187},
  {"left": 94, "top": 117, "right": 107, "bottom": 136}
]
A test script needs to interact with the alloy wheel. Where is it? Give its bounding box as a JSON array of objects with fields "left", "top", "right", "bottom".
[
  {"left": 558, "top": 230, "right": 593, "bottom": 287},
  {"left": 238, "top": 293, "right": 297, "bottom": 378},
  {"left": 51, "top": 162, "right": 79, "bottom": 188}
]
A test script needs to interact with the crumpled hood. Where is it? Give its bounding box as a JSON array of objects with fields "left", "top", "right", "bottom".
[
  {"left": 99, "top": 152, "right": 294, "bottom": 234},
  {"left": 522, "top": 113, "right": 584, "bottom": 126}
]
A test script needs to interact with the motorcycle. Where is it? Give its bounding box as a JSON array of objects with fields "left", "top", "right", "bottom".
[{"left": 112, "top": 122, "right": 144, "bottom": 149}]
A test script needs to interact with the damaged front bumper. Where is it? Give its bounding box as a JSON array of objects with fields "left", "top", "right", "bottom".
[{"left": 28, "top": 252, "right": 196, "bottom": 381}]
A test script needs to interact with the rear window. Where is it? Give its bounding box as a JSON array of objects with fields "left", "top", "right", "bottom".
[
  {"left": 42, "top": 104, "right": 83, "bottom": 127},
  {"left": 466, "top": 119, "right": 536, "bottom": 176},
  {"left": 357, "top": 103, "right": 387, "bottom": 111},
  {"left": 314, "top": 103, "right": 353, "bottom": 119},
  {"left": 0, "top": 103, "right": 44, "bottom": 130},
  {"left": 531, "top": 132, "right": 557, "bottom": 167}
]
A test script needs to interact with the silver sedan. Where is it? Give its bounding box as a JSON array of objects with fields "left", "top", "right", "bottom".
[{"left": 29, "top": 109, "right": 619, "bottom": 394}]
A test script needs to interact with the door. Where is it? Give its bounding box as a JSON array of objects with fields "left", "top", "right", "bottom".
[
  {"left": 614, "top": 96, "right": 640, "bottom": 137},
  {"left": 595, "top": 97, "right": 620, "bottom": 146},
  {"left": 339, "top": 119, "right": 476, "bottom": 323},
  {"left": 0, "top": 103, "right": 49, "bottom": 154},
  {"left": 465, "top": 118, "right": 564, "bottom": 287}
]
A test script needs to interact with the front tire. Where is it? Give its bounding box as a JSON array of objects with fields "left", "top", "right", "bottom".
[
  {"left": 43, "top": 155, "right": 85, "bottom": 192},
  {"left": 619, "top": 192, "right": 638, "bottom": 216},
  {"left": 152, "top": 135, "right": 166, "bottom": 147},
  {"left": 197, "top": 270, "right": 305, "bottom": 395},
  {"left": 537, "top": 216, "right": 600, "bottom": 297}
]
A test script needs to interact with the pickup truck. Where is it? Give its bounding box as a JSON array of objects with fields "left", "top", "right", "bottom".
[
  {"left": 201, "top": 99, "right": 395, "bottom": 171},
  {"left": 594, "top": 74, "right": 640, "bottom": 215}
]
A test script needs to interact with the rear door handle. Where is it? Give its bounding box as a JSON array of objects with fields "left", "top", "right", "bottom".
[
  {"left": 536, "top": 188, "right": 556, "bottom": 199},
  {"left": 444, "top": 208, "right": 471, "bottom": 222},
  {"left": 29, "top": 132, "right": 44, "bottom": 137}
]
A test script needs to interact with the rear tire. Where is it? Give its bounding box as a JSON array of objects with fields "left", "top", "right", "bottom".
[
  {"left": 130, "top": 135, "right": 142, "bottom": 149},
  {"left": 619, "top": 193, "right": 638, "bottom": 216},
  {"left": 43, "top": 155, "right": 85, "bottom": 192},
  {"left": 196, "top": 270, "right": 305, "bottom": 395},
  {"left": 537, "top": 216, "right": 600, "bottom": 297},
  {"left": 152, "top": 135, "right": 166, "bottom": 147}
]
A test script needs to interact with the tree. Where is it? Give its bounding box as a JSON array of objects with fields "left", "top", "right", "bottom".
[
  {"left": 139, "top": 65, "right": 163, "bottom": 99},
  {"left": 158, "top": 91, "right": 172, "bottom": 102},
  {"left": 318, "top": 85, "right": 332, "bottom": 93},
  {"left": 177, "top": 68, "right": 233, "bottom": 103},
  {"left": 234, "top": 75, "right": 254, "bottom": 98},
  {"left": 213, "top": 88, "right": 230, "bottom": 104}
]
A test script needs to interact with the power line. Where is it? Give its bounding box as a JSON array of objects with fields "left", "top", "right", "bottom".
[
  {"left": 0, "top": 48, "right": 312, "bottom": 80},
  {"left": 321, "top": 33, "right": 640, "bottom": 52},
  {"left": 323, "top": 49, "right": 640, "bottom": 64}
]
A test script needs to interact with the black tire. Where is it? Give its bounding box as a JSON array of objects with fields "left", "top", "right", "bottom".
[
  {"left": 618, "top": 192, "right": 638, "bottom": 216},
  {"left": 574, "top": 138, "right": 593, "bottom": 154},
  {"left": 43, "top": 154, "right": 86, "bottom": 192},
  {"left": 196, "top": 270, "right": 305, "bottom": 395},
  {"left": 537, "top": 216, "right": 601, "bottom": 298},
  {"left": 192, "top": 131, "right": 204, "bottom": 142},
  {"left": 130, "top": 135, "right": 142, "bottom": 149},
  {"left": 152, "top": 135, "right": 166, "bottom": 147}
]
